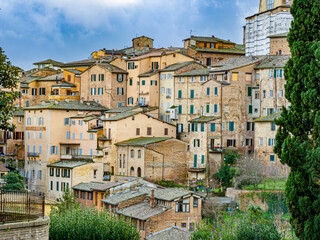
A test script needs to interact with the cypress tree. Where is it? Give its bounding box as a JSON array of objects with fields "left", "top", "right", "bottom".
[{"left": 274, "top": 1, "right": 320, "bottom": 239}]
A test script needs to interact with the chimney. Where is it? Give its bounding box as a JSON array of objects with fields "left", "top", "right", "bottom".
[{"left": 150, "top": 189, "right": 155, "bottom": 208}]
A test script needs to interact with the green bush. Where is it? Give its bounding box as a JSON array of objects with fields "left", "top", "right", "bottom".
[
  {"left": 49, "top": 205, "right": 140, "bottom": 240},
  {"left": 1, "top": 171, "right": 24, "bottom": 191}
]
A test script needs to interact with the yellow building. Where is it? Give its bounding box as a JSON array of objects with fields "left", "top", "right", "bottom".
[
  {"left": 80, "top": 63, "right": 128, "bottom": 108},
  {"left": 254, "top": 112, "right": 289, "bottom": 177},
  {"left": 100, "top": 110, "right": 176, "bottom": 179},
  {"left": 259, "top": 0, "right": 292, "bottom": 13},
  {"left": 159, "top": 61, "right": 205, "bottom": 123},
  {"left": 24, "top": 100, "right": 107, "bottom": 194},
  {"left": 126, "top": 51, "right": 194, "bottom": 107}
]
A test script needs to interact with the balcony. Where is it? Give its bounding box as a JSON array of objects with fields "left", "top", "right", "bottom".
[
  {"left": 27, "top": 152, "right": 40, "bottom": 157},
  {"left": 60, "top": 154, "right": 93, "bottom": 161},
  {"left": 209, "top": 147, "right": 223, "bottom": 153}
]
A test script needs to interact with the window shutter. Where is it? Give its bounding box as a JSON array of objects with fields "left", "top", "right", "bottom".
[{"left": 248, "top": 87, "right": 252, "bottom": 97}]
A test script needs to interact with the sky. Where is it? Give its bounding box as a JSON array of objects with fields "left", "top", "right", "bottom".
[{"left": 0, "top": 0, "right": 259, "bottom": 70}]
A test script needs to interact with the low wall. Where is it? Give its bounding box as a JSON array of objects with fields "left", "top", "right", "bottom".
[{"left": 0, "top": 216, "right": 49, "bottom": 240}]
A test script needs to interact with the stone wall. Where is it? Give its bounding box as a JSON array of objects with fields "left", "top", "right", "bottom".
[{"left": 0, "top": 216, "right": 49, "bottom": 240}]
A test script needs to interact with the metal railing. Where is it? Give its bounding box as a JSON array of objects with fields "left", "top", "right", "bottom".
[
  {"left": 27, "top": 152, "right": 40, "bottom": 157},
  {"left": 0, "top": 190, "right": 45, "bottom": 224}
]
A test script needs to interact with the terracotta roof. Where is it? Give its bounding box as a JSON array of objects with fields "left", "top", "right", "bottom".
[
  {"left": 117, "top": 202, "right": 168, "bottom": 220},
  {"left": 146, "top": 226, "right": 190, "bottom": 240},
  {"left": 189, "top": 116, "right": 220, "bottom": 123},
  {"left": 184, "top": 35, "right": 235, "bottom": 44},
  {"left": 25, "top": 100, "right": 108, "bottom": 111},
  {"left": 211, "top": 56, "right": 266, "bottom": 72},
  {"left": 33, "top": 59, "right": 64, "bottom": 66},
  {"left": 47, "top": 161, "right": 91, "bottom": 169},
  {"left": 0, "top": 162, "right": 10, "bottom": 172},
  {"left": 115, "top": 137, "right": 171, "bottom": 147},
  {"left": 254, "top": 112, "right": 282, "bottom": 122},
  {"left": 254, "top": 55, "right": 290, "bottom": 69}
]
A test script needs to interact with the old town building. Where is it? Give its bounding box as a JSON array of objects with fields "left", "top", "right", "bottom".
[
  {"left": 126, "top": 51, "right": 194, "bottom": 107},
  {"left": 254, "top": 55, "right": 290, "bottom": 117},
  {"left": 115, "top": 137, "right": 189, "bottom": 182},
  {"left": 254, "top": 112, "right": 289, "bottom": 177},
  {"left": 100, "top": 110, "right": 176, "bottom": 180},
  {"left": 183, "top": 36, "right": 245, "bottom": 66},
  {"left": 24, "top": 100, "right": 107, "bottom": 193},
  {"left": 159, "top": 61, "right": 205, "bottom": 123},
  {"left": 80, "top": 63, "right": 128, "bottom": 108}
]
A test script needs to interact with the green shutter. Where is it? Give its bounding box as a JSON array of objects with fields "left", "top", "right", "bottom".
[
  {"left": 130, "top": 79, "right": 133, "bottom": 86},
  {"left": 190, "top": 105, "right": 194, "bottom": 114},
  {"left": 248, "top": 86, "right": 252, "bottom": 97},
  {"left": 190, "top": 90, "right": 194, "bottom": 99},
  {"left": 201, "top": 155, "right": 205, "bottom": 164},
  {"left": 194, "top": 155, "right": 197, "bottom": 168},
  {"left": 229, "top": 122, "right": 234, "bottom": 131},
  {"left": 178, "top": 105, "right": 182, "bottom": 114},
  {"left": 195, "top": 123, "right": 198, "bottom": 132},
  {"left": 201, "top": 123, "right": 204, "bottom": 132},
  {"left": 178, "top": 90, "right": 182, "bottom": 99},
  {"left": 249, "top": 105, "right": 253, "bottom": 114},
  {"left": 206, "top": 104, "right": 210, "bottom": 113},
  {"left": 210, "top": 123, "right": 215, "bottom": 132}
]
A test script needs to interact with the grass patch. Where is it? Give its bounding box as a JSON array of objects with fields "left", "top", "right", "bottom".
[{"left": 242, "top": 179, "right": 286, "bottom": 191}]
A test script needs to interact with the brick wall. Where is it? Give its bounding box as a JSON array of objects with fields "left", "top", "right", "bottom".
[{"left": 0, "top": 216, "right": 49, "bottom": 240}]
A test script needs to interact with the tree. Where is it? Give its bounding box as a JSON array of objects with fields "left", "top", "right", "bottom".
[
  {"left": 0, "top": 47, "right": 19, "bottom": 131},
  {"left": 1, "top": 171, "right": 25, "bottom": 191},
  {"left": 274, "top": 1, "right": 320, "bottom": 239},
  {"left": 215, "top": 150, "right": 239, "bottom": 189}
]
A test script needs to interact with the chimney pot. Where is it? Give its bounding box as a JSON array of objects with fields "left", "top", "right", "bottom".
[{"left": 150, "top": 189, "right": 155, "bottom": 208}]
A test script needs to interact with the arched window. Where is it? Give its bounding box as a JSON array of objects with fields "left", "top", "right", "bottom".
[
  {"left": 138, "top": 150, "right": 142, "bottom": 158},
  {"left": 131, "top": 149, "right": 134, "bottom": 158},
  {"left": 27, "top": 117, "right": 31, "bottom": 126},
  {"left": 137, "top": 167, "right": 141, "bottom": 177},
  {"left": 38, "top": 117, "right": 44, "bottom": 126},
  {"left": 130, "top": 167, "right": 134, "bottom": 176},
  {"left": 119, "top": 154, "right": 122, "bottom": 168}
]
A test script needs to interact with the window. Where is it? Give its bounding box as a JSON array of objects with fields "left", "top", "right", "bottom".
[
  {"left": 259, "top": 138, "right": 263, "bottom": 146},
  {"left": 56, "top": 181, "right": 59, "bottom": 191},
  {"left": 31, "top": 88, "right": 37, "bottom": 95},
  {"left": 271, "top": 122, "right": 276, "bottom": 131},
  {"left": 50, "top": 181, "right": 53, "bottom": 190},
  {"left": 128, "top": 97, "right": 134, "bottom": 105},
  {"left": 270, "top": 90, "right": 273, "bottom": 97},
  {"left": 72, "top": 133, "right": 75, "bottom": 140},
  {"left": 138, "top": 150, "right": 141, "bottom": 158},
  {"left": 66, "top": 131, "right": 70, "bottom": 139},
  {"left": 231, "top": 72, "right": 238, "bottom": 81},
  {"left": 39, "top": 145, "right": 42, "bottom": 154},
  {"left": 214, "top": 87, "right": 218, "bottom": 95},
  {"left": 151, "top": 80, "right": 157, "bottom": 86},
  {"left": 190, "top": 105, "right": 194, "bottom": 114},
  {"left": 206, "top": 87, "right": 210, "bottom": 96},
  {"left": 227, "top": 139, "right": 236, "bottom": 147},
  {"left": 229, "top": 122, "right": 234, "bottom": 131},
  {"left": 136, "top": 128, "right": 140, "bottom": 135},
  {"left": 129, "top": 79, "right": 133, "bottom": 85},
  {"left": 178, "top": 105, "right": 182, "bottom": 114},
  {"left": 56, "top": 168, "right": 60, "bottom": 177},
  {"left": 117, "top": 88, "right": 124, "bottom": 95},
  {"left": 214, "top": 104, "right": 218, "bottom": 113},
  {"left": 201, "top": 155, "right": 205, "bottom": 164},
  {"left": 247, "top": 87, "right": 252, "bottom": 97},
  {"left": 27, "top": 117, "right": 31, "bottom": 126},
  {"left": 249, "top": 105, "right": 253, "bottom": 114},
  {"left": 131, "top": 149, "right": 134, "bottom": 158},
  {"left": 50, "top": 146, "right": 57, "bottom": 154},
  {"left": 119, "top": 155, "right": 122, "bottom": 168},
  {"left": 39, "top": 88, "right": 46, "bottom": 95},
  {"left": 164, "top": 128, "right": 168, "bottom": 135},
  {"left": 64, "top": 118, "right": 70, "bottom": 125},
  {"left": 193, "top": 198, "right": 198, "bottom": 207},
  {"left": 151, "top": 62, "right": 159, "bottom": 70},
  {"left": 88, "top": 192, "right": 93, "bottom": 200},
  {"left": 178, "top": 90, "right": 182, "bottom": 99},
  {"left": 201, "top": 123, "right": 205, "bottom": 132},
  {"left": 263, "top": 90, "right": 266, "bottom": 98},
  {"left": 147, "top": 127, "right": 152, "bottom": 135},
  {"left": 206, "top": 105, "right": 210, "bottom": 113},
  {"left": 270, "top": 155, "right": 275, "bottom": 162},
  {"left": 279, "top": 90, "right": 283, "bottom": 98},
  {"left": 142, "top": 80, "right": 145, "bottom": 85},
  {"left": 93, "top": 170, "right": 97, "bottom": 179},
  {"left": 210, "top": 123, "right": 215, "bottom": 132},
  {"left": 50, "top": 168, "right": 54, "bottom": 176},
  {"left": 190, "top": 90, "right": 194, "bottom": 99},
  {"left": 255, "top": 91, "right": 260, "bottom": 99},
  {"left": 81, "top": 192, "right": 86, "bottom": 199},
  {"left": 175, "top": 198, "right": 190, "bottom": 212},
  {"left": 181, "top": 223, "right": 187, "bottom": 228},
  {"left": 268, "top": 138, "right": 276, "bottom": 146}
]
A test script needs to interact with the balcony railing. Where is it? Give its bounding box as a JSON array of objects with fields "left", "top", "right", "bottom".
[
  {"left": 209, "top": 147, "right": 223, "bottom": 153},
  {"left": 60, "top": 154, "right": 93, "bottom": 161},
  {"left": 27, "top": 152, "right": 40, "bottom": 157}
]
